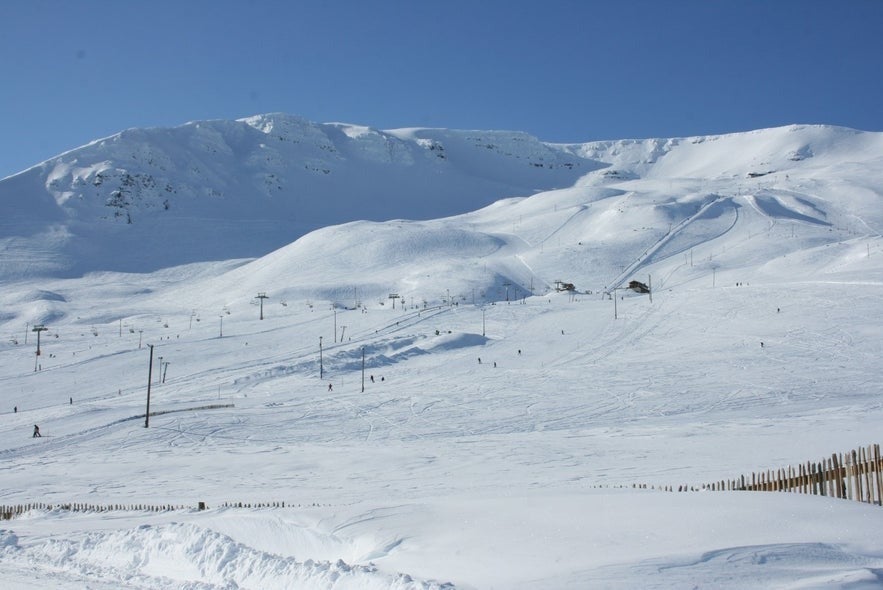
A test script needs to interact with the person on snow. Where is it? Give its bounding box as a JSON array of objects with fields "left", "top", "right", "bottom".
[{"left": 33, "top": 424, "right": 41, "bottom": 437}]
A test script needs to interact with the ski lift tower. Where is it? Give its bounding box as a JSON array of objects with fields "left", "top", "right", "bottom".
[
  {"left": 256, "top": 292, "right": 269, "bottom": 320},
  {"left": 32, "top": 324, "right": 47, "bottom": 372}
]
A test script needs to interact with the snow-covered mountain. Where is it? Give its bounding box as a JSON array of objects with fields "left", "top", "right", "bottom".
[
  {"left": 1, "top": 116, "right": 882, "bottom": 589},
  {"left": 0, "top": 113, "right": 592, "bottom": 278},
  {"left": 3, "top": 115, "right": 882, "bottom": 284}
]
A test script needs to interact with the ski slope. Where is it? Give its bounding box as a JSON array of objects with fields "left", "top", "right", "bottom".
[{"left": 1, "top": 118, "right": 883, "bottom": 588}]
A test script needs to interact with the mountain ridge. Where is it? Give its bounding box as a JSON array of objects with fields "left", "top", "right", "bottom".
[
  {"left": 1, "top": 114, "right": 881, "bottom": 283},
  {"left": 0, "top": 113, "right": 596, "bottom": 278}
]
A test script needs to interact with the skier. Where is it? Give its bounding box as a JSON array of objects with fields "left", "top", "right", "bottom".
[
  {"left": 33, "top": 425, "right": 41, "bottom": 438},
  {"left": 328, "top": 383, "right": 333, "bottom": 392}
]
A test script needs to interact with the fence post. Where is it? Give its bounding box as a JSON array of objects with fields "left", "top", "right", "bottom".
[
  {"left": 827, "top": 458, "right": 835, "bottom": 497},
  {"left": 851, "top": 450, "right": 862, "bottom": 502},
  {"left": 809, "top": 461, "right": 816, "bottom": 495},
  {"left": 846, "top": 453, "right": 854, "bottom": 500},
  {"left": 863, "top": 446, "right": 871, "bottom": 503},
  {"left": 856, "top": 448, "right": 864, "bottom": 503},
  {"left": 859, "top": 449, "right": 866, "bottom": 502},
  {"left": 820, "top": 461, "right": 827, "bottom": 496},
  {"left": 828, "top": 455, "right": 840, "bottom": 498},
  {"left": 800, "top": 463, "right": 807, "bottom": 494},
  {"left": 874, "top": 444, "right": 883, "bottom": 506}
]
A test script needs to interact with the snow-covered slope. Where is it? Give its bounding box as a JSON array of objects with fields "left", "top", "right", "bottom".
[
  {"left": 3, "top": 117, "right": 882, "bottom": 282},
  {"left": 0, "top": 114, "right": 592, "bottom": 278},
  {"left": 101, "top": 122, "right": 882, "bottom": 313},
  {"left": 1, "top": 117, "right": 882, "bottom": 589}
]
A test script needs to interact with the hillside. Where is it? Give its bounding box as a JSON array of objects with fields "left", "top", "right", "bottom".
[
  {"left": 0, "top": 114, "right": 592, "bottom": 278},
  {"left": 1, "top": 117, "right": 882, "bottom": 589},
  {"left": 3, "top": 117, "right": 882, "bottom": 285}
]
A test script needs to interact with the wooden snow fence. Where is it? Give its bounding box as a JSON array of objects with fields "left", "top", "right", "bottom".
[
  {"left": 4, "top": 446, "right": 880, "bottom": 521},
  {"left": 694, "top": 444, "right": 883, "bottom": 505},
  {"left": 0, "top": 502, "right": 189, "bottom": 520},
  {"left": 0, "top": 501, "right": 325, "bottom": 521}
]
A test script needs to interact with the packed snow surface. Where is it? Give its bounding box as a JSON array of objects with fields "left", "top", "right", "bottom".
[{"left": 1, "top": 117, "right": 883, "bottom": 588}]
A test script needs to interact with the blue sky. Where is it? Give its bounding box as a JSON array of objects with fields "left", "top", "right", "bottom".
[{"left": 2, "top": 0, "right": 882, "bottom": 178}]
